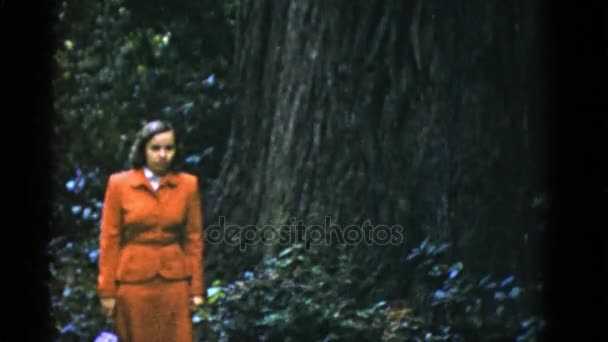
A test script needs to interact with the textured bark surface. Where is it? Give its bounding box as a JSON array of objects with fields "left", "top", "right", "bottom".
[{"left": 208, "top": 0, "right": 545, "bottom": 293}]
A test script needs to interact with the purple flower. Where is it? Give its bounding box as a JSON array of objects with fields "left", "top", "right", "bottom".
[{"left": 94, "top": 331, "right": 118, "bottom": 342}]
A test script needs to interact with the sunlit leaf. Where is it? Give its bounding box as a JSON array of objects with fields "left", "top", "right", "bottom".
[
  {"left": 405, "top": 247, "right": 420, "bottom": 261},
  {"left": 478, "top": 274, "right": 492, "bottom": 286},
  {"left": 88, "top": 249, "right": 99, "bottom": 263},
  {"left": 428, "top": 264, "right": 442, "bottom": 276},
  {"left": 500, "top": 275, "right": 515, "bottom": 287},
  {"left": 185, "top": 155, "right": 201, "bottom": 164},
  {"left": 201, "top": 146, "right": 214, "bottom": 158},
  {"left": 71, "top": 205, "right": 82, "bottom": 215},
  {"left": 448, "top": 262, "right": 463, "bottom": 279},
  {"left": 277, "top": 258, "right": 293, "bottom": 267},
  {"left": 60, "top": 323, "right": 78, "bottom": 335},
  {"left": 493, "top": 291, "right": 506, "bottom": 301},
  {"left": 520, "top": 317, "right": 537, "bottom": 329},
  {"left": 508, "top": 286, "right": 522, "bottom": 298},
  {"left": 202, "top": 74, "right": 215, "bottom": 88},
  {"left": 496, "top": 305, "right": 504, "bottom": 316},
  {"left": 82, "top": 207, "right": 92, "bottom": 219},
  {"left": 356, "top": 310, "right": 370, "bottom": 319},
  {"left": 373, "top": 300, "right": 387, "bottom": 309},
  {"left": 207, "top": 287, "right": 222, "bottom": 297},
  {"left": 278, "top": 246, "right": 294, "bottom": 258},
  {"left": 433, "top": 243, "right": 450, "bottom": 255},
  {"left": 182, "top": 101, "right": 194, "bottom": 116},
  {"left": 484, "top": 281, "right": 497, "bottom": 289},
  {"left": 66, "top": 180, "right": 76, "bottom": 191},
  {"left": 433, "top": 289, "right": 447, "bottom": 300},
  {"left": 419, "top": 236, "right": 430, "bottom": 250},
  {"left": 162, "top": 32, "right": 171, "bottom": 46}
]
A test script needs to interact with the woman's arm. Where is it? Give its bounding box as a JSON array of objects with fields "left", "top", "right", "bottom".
[
  {"left": 184, "top": 175, "right": 205, "bottom": 298},
  {"left": 97, "top": 174, "right": 122, "bottom": 298}
]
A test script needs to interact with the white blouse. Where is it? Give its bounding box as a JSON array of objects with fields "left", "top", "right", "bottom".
[{"left": 143, "top": 167, "right": 161, "bottom": 191}]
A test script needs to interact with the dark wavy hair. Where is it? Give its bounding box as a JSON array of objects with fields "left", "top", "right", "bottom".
[{"left": 128, "top": 120, "right": 180, "bottom": 170}]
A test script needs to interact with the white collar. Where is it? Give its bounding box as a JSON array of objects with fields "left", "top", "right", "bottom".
[{"left": 143, "top": 167, "right": 162, "bottom": 181}]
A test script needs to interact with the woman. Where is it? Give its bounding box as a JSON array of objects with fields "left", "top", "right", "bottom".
[{"left": 97, "top": 120, "right": 205, "bottom": 342}]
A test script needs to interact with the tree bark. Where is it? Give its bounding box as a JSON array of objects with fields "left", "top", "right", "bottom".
[{"left": 209, "top": 0, "right": 545, "bottom": 292}]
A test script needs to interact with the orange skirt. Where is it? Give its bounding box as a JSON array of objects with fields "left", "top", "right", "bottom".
[{"left": 114, "top": 277, "right": 192, "bottom": 342}]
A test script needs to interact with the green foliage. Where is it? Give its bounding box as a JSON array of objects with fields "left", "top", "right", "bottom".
[
  {"left": 190, "top": 239, "right": 543, "bottom": 341},
  {"left": 193, "top": 243, "right": 388, "bottom": 341},
  {"left": 48, "top": 226, "right": 543, "bottom": 341},
  {"left": 52, "top": 0, "right": 231, "bottom": 189},
  {"left": 401, "top": 236, "right": 545, "bottom": 341},
  {"left": 48, "top": 235, "right": 107, "bottom": 341}
]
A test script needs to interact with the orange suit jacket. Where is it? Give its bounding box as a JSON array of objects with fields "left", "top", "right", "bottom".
[{"left": 97, "top": 168, "right": 204, "bottom": 298}]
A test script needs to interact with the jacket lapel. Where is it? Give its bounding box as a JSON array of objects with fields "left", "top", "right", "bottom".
[{"left": 128, "top": 168, "right": 180, "bottom": 192}]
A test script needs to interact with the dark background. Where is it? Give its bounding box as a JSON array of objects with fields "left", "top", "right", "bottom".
[{"left": 1, "top": 0, "right": 607, "bottom": 340}]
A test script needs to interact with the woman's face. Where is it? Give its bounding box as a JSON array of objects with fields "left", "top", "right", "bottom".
[{"left": 145, "top": 130, "right": 176, "bottom": 176}]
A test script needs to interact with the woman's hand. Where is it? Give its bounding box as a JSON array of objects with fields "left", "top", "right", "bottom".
[
  {"left": 100, "top": 297, "right": 116, "bottom": 318},
  {"left": 190, "top": 295, "right": 205, "bottom": 311}
]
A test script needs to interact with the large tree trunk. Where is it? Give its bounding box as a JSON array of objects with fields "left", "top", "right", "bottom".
[{"left": 208, "top": 0, "right": 545, "bottom": 297}]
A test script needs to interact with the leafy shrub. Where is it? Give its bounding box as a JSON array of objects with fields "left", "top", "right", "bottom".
[
  {"left": 48, "top": 235, "right": 107, "bottom": 341},
  {"left": 191, "top": 238, "right": 544, "bottom": 342},
  {"left": 192, "top": 243, "right": 388, "bottom": 341},
  {"left": 49, "top": 232, "right": 544, "bottom": 341},
  {"left": 396, "top": 237, "right": 545, "bottom": 341}
]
